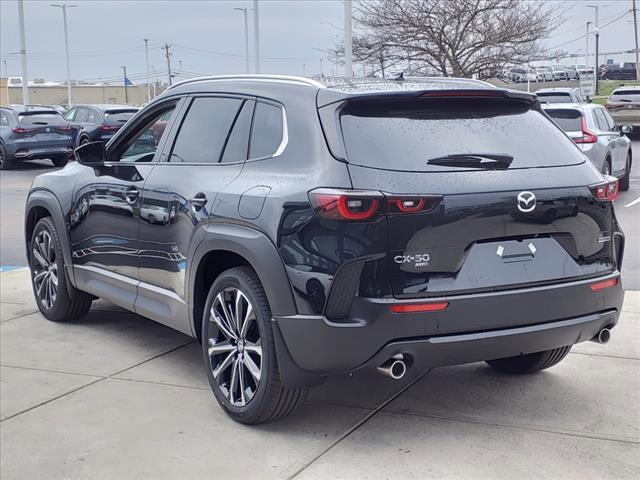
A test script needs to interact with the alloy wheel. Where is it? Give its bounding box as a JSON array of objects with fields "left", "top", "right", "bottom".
[
  {"left": 207, "top": 287, "right": 262, "bottom": 407},
  {"left": 32, "top": 230, "right": 58, "bottom": 309}
]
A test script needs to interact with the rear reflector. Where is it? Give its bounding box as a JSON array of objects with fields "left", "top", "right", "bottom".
[
  {"left": 590, "top": 278, "right": 619, "bottom": 292},
  {"left": 390, "top": 302, "right": 449, "bottom": 313},
  {"left": 591, "top": 177, "right": 619, "bottom": 201}
]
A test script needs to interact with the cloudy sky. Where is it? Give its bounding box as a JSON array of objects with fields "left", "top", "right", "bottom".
[{"left": 0, "top": 0, "right": 637, "bottom": 83}]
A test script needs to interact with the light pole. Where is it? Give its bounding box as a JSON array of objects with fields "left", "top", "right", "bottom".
[
  {"left": 234, "top": 7, "right": 250, "bottom": 74},
  {"left": 51, "top": 4, "right": 76, "bottom": 108},
  {"left": 121, "top": 66, "right": 128, "bottom": 103},
  {"left": 588, "top": 4, "right": 600, "bottom": 95},
  {"left": 144, "top": 38, "right": 150, "bottom": 102},
  {"left": 585, "top": 21, "right": 592, "bottom": 66},
  {"left": 633, "top": 0, "right": 639, "bottom": 80},
  {"left": 2, "top": 60, "right": 9, "bottom": 104},
  {"left": 17, "top": 0, "right": 29, "bottom": 106},
  {"left": 253, "top": 0, "right": 260, "bottom": 73},
  {"left": 344, "top": 0, "right": 352, "bottom": 78}
]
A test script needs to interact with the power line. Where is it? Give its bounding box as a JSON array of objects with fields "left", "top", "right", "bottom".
[{"left": 547, "top": 10, "right": 632, "bottom": 50}]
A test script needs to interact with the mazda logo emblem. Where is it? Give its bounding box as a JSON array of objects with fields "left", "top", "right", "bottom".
[{"left": 517, "top": 191, "right": 536, "bottom": 212}]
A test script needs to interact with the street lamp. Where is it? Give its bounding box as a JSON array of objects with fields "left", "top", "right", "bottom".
[
  {"left": 50, "top": 4, "right": 77, "bottom": 108},
  {"left": 588, "top": 4, "right": 602, "bottom": 95},
  {"left": 144, "top": 39, "right": 150, "bottom": 103},
  {"left": 121, "top": 66, "right": 128, "bottom": 103},
  {"left": 585, "top": 21, "right": 592, "bottom": 66},
  {"left": 234, "top": 7, "right": 250, "bottom": 74}
]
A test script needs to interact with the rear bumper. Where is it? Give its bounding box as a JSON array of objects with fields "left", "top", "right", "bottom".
[
  {"left": 274, "top": 273, "right": 624, "bottom": 378},
  {"left": 11, "top": 145, "right": 74, "bottom": 160}
]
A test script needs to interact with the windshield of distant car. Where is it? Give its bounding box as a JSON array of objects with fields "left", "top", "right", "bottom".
[
  {"left": 610, "top": 90, "right": 640, "bottom": 103},
  {"left": 537, "top": 92, "right": 572, "bottom": 103},
  {"left": 18, "top": 112, "right": 66, "bottom": 126},
  {"left": 544, "top": 109, "right": 582, "bottom": 132}
]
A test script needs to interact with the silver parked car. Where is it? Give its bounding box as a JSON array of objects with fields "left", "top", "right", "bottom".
[
  {"left": 536, "top": 87, "right": 586, "bottom": 104},
  {"left": 542, "top": 103, "right": 633, "bottom": 190}
]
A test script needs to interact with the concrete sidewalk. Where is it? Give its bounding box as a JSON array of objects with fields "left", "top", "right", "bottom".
[{"left": 1, "top": 268, "right": 639, "bottom": 479}]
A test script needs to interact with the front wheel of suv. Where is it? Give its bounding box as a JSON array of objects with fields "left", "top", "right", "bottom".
[
  {"left": 201, "top": 266, "right": 307, "bottom": 424},
  {"left": 620, "top": 152, "right": 631, "bottom": 191},
  {"left": 486, "top": 346, "right": 572, "bottom": 374},
  {"left": 29, "top": 217, "right": 93, "bottom": 321}
]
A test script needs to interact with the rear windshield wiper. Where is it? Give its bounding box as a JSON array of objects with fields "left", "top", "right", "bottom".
[{"left": 427, "top": 153, "right": 514, "bottom": 169}]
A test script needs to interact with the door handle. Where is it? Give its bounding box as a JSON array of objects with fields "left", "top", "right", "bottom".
[
  {"left": 190, "top": 192, "right": 208, "bottom": 210},
  {"left": 124, "top": 187, "right": 139, "bottom": 204}
]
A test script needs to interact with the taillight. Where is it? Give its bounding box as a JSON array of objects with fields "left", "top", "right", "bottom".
[
  {"left": 12, "top": 127, "right": 32, "bottom": 134},
  {"left": 308, "top": 189, "right": 441, "bottom": 221},
  {"left": 419, "top": 90, "right": 503, "bottom": 98},
  {"left": 590, "top": 177, "right": 619, "bottom": 201},
  {"left": 309, "top": 189, "right": 381, "bottom": 221},
  {"left": 99, "top": 124, "right": 119, "bottom": 131},
  {"left": 574, "top": 115, "right": 597, "bottom": 144},
  {"left": 390, "top": 302, "right": 449, "bottom": 313},
  {"left": 590, "top": 277, "right": 618, "bottom": 292}
]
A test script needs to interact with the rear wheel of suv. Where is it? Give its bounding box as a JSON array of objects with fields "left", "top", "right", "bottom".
[
  {"left": 485, "top": 346, "right": 572, "bottom": 374},
  {"left": 201, "top": 266, "right": 307, "bottom": 424},
  {"left": 29, "top": 217, "right": 93, "bottom": 321},
  {"left": 620, "top": 152, "right": 631, "bottom": 191},
  {"left": 0, "top": 143, "right": 14, "bottom": 170}
]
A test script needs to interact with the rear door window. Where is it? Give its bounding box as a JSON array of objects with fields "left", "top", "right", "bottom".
[
  {"left": 249, "top": 102, "right": 284, "bottom": 159},
  {"left": 594, "top": 108, "right": 611, "bottom": 131},
  {"left": 86, "top": 109, "right": 98, "bottom": 124},
  {"left": 339, "top": 98, "right": 585, "bottom": 172},
  {"left": 170, "top": 97, "right": 243, "bottom": 164},
  {"left": 75, "top": 108, "right": 88, "bottom": 123},
  {"left": 220, "top": 100, "right": 254, "bottom": 164},
  {"left": 545, "top": 109, "right": 582, "bottom": 132}
]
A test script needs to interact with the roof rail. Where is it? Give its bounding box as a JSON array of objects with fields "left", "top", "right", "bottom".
[{"left": 167, "top": 74, "right": 326, "bottom": 91}]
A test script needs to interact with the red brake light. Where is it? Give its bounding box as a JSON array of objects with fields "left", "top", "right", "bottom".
[
  {"left": 12, "top": 127, "right": 31, "bottom": 134},
  {"left": 309, "top": 189, "right": 381, "bottom": 221},
  {"left": 390, "top": 302, "right": 449, "bottom": 313},
  {"left": 590, "top": 277, "right": 618, "bottom": 291},
  {"left": 574, "top": 115, "right": 597, "bottom": 144},
  {"left": 419, "top": 90, "right": 503, "bottom": 98},
  {"left": 99, "top": 125, "right": 119, "bottom": 131},
  {"left": 591, "top": 178, "right": 619, "bottom": 201}
]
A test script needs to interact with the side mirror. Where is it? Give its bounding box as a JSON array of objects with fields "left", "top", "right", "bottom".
[
  {"left": 75, "top": 141, "right": 105, "bottom": 166},
  {"left": 620, "top": 124, "right": 633, "bottom": 135},
  {"left": 586, "top": 96, "right": 592, "bottom": 103}
]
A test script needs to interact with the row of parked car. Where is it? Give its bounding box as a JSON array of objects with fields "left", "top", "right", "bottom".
[
  {"left": 504, "top": 65, "right": 593, "bottom": 83},
  {"left": 536, "top": 85, "right": 639, "bottom": 190},
  {"left": 0, "top": 103, "right": 138, "bottom": 169}
]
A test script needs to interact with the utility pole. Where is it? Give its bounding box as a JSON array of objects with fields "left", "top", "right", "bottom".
[
  {"left": 144, "top": 38, "right": 150, "bottom": 102},
  {"left": 588, "top": 4, "right": 600, "bottom": 95},
  {"left": 2, "top": 60, "right": 9, "bottom": 105},
  {"left": 344, "top": 0, "right": 352, "bottom": 78},
  {"left": 51, "top": 4, "right": 76, "bottom": 107},
  {"left": 319, "top": 58, "right": 323, "bottom": 78},
  {"left": 121, "top": 66, "right": 128, "bottom": 103},
  {"left": 17, "top": 0, "right": 29, "bottom": 106},
  {"left": 234, "top": 7, "right": 250, "bottom": 74},
  {"left": 633, "top": 0, "right": 640, "bottom": 80},
  {"left": 163, "top": 43, "right": 173, "bottom": 86},
  {"left": 253, "top": 0, "right": 260, "bottom": 73},
  {"left": 302, "top": 63, "right": 306, "bottom": 77},
  {"left": 586, "top": 21, "right": 592, "bottom": 66}
]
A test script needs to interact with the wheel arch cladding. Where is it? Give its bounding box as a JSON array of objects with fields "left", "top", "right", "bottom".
[{"left": 188, "top": 223, "right": 298, "bottom": 340}]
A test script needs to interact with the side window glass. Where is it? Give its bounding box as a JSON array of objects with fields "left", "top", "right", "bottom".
[
  {"left": 64, "top": 109, "right": 75, "bottom": 121},
  {"left": 75, "top": 108, "right": 88, "bottom": 123},
  {"left": 220, "top": 100, "right": 254, "bottom": 163},
  {"left": 116, "top": 105, "right": 177, "bottom": 163},
  {"left": 593, "top": 109, "right": 608, "bottom": 131},
  {"left": 249, "top": 102, "right": 285, "bottom": 159},
  {"left": 602, "top": 109, "right": 616, "bottom": 130},
  {"left": 87, "top": 110, "right": 98, "bottom": 124},
  {"left": 170, "top": 97, "right": 243, "bottom": 164},
  {"left": 0, "top": 112, "right": 8, "bottom": 126}
]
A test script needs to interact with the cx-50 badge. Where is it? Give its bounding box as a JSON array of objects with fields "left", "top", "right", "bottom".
[
  {"left": 394, "top": 253, "right": 430, "bottom": 267},
  {"left": 516, "top": 191, "right": 536, "bottom": 212}
]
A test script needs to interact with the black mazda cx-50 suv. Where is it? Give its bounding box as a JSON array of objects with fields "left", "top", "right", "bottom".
[{"left": 25, "top": 75, "right": 625, "bottom": 424}]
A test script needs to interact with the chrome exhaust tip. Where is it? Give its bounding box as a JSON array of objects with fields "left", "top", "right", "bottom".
[
  {"left": 591, "top": 327, "right": 611, "bottom": 344},
  {"left": 377, "top": 354, "right": 407, "bottom": 380}
]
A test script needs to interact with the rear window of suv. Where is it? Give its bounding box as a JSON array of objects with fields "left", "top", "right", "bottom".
[
  {"left": 104, "top": 110, "right": 137, "bottom": 125},
  {"left": 610, "top": 90, "right": 640, "bottom": 102},
  {"left": 537, "top": 92, "right": 571, "bottom": 103},
  {"left": 18, "top": 112, "right": 66, "bottom": 126},
  {"left": 544, "top": 109, "right": 582, "bottom": 131},
  {"left": 339, "top": 98, "right": 585, "bottom": 172}
]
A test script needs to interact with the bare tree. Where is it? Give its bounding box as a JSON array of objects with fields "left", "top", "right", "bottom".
[{"left": 346, "top": 0, "right": 561, "bottom": 78}]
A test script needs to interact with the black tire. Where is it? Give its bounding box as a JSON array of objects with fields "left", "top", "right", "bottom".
[
  {"left": 620, "top": 152, "right": 631, "bottom": 191},
  {"left": 29, "top": 217, "right": 93, "bottom": 321},
  {"left": 51, "top": 156, "right": 68, "bottom": 168},
  {"left": 486, "top": 346, "right": 572, "bottom": 374},
  {"left": 0, "top": 143, "right": 15, "bottom": 170},
  {"left": 201, "top": 266, "right": 307, "bottom": 424}
]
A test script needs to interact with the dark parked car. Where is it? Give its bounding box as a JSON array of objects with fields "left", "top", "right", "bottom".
[
  {"left": 64, "top": 104, "right": 138, "bottom": 146},
  {"left": 25, "top": 75, "right": 625, "bottom": 424},
  {"left": 0, "top": 106, "right": 74, "bottom": 170},
  {"left": 600, "top": 62, "right": 637, "bottom": 80}
]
